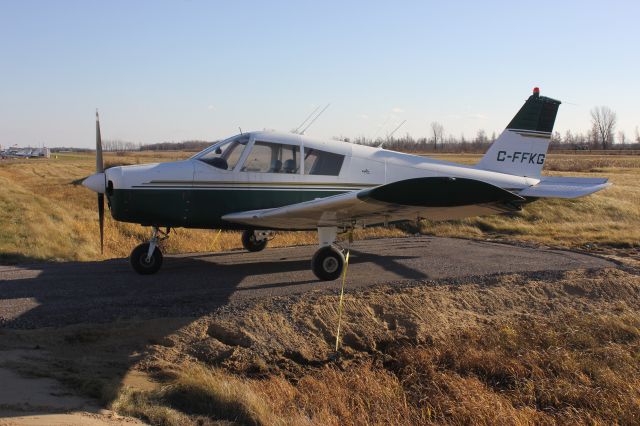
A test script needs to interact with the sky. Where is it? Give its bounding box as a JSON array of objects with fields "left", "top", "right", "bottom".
[{"left": 1, "top": 0, "right": 638, "bottom": 148}]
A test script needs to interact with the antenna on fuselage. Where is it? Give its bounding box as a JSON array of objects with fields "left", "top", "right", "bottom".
[
  {"left": 300, "top": 103, "right": 330, "bottom": 135},
  {"left": 238, "top": 126, "right": 243, "bottom": 135},
  {"left": 378, "top": 119, "right": 407, "bottom": 148},
  {"left": 372, "top": 116, "right": 391, "bottom": 140},
  {"left": 292, "top": 105, "right": 322, "bottom": 134}
]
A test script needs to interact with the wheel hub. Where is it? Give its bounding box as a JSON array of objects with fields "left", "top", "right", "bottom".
[
  {"left": 322, "top": 257, "right": 339, "bottom": 273},
  {"left": 141, "top": 254, "right": 154, "bottom": 266}
]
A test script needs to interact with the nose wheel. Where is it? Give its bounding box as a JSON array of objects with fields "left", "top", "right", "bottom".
[
  {"left": 130, "top": 226, "right": 168, "bottom": 275},
  {"left": 130, "top": 242, "right": 163, "bottom": 275}
]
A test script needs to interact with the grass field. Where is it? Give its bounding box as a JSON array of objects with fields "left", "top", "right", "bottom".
[{"left": 0, "top": 151, "right": 638, "bottom": 264}]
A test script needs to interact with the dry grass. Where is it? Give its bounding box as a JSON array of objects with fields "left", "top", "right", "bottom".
[
  {"left": 1, "top": 151, "right": 638, "bottom": 264},
  {"left": 103, "top": 268, "right": 640, "bottom": 425},
  {"left": 426, "top": 153, "right": 640, "bottom": 249}
]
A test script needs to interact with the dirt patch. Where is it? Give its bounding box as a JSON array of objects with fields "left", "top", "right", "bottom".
[{"left": 0, "top": 351, "right": 144, "bottom": 425}]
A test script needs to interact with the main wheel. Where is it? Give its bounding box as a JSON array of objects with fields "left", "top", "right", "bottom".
[
  {"left": 241, "top": 230, "right": 268, "bottom": 252},
  {"left": 130, "top": 243, "right": 163, "bottom": 275},
  {"left": 311, "top": 246, "right": 345, "bottom": 281}
]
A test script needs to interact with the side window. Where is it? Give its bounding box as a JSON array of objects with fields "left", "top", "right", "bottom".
[
  {"left": 198, "top": 136, "right": 249, "bottom": 170},
  {"left": 241, "top": 141, "right": 300, "bottom": 174},
  {"left": 304, "top": 148, "right": 344, "bottom": 176}
]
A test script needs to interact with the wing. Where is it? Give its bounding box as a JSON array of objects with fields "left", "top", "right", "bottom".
[{"left": 222, "top": 177, "right": 525, "bottom": 230}]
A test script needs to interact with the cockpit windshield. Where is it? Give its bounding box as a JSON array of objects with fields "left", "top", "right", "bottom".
[{"left": 196, "top": 135, "right": 250, "bottom": 170}]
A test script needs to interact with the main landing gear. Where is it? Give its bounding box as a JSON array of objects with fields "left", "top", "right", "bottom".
[
  {"left": 241, "top": 230, "right": 272, "bottom": 252},
  {"left": 128, "top": 226, "right": 346, "bottom": 281},
  {"left": 311, "top": 227, "right": 346, "bottom": 281},
  {"left": 130, "top": 226, "right": 169, "bottom": 275}
]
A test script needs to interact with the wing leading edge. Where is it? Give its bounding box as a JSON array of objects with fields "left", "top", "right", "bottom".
[{"left": 222, "top": 177, "right": 525, "bottom": 230}]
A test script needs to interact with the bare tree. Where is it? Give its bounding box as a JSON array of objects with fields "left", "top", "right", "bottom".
[
  {"left": 431, "top": 121, "right": 444, "bottom": 151},
  {"left": 590, "top": 106, "right": 617, "bottom": 149},
  {"left": 617, "top": 131, "right": 626, "bottom": 145},
  {"left": 475, "top": 129, "right": 487, "bottom": 143},
  {"left": 564, "top": 130, "right": 573, "bottom": 145}
]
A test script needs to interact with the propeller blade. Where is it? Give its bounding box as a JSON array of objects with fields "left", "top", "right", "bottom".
[
  {"left": 96, "top": 110, "right": 105, "bottom": 254},
  {"left": 98, "top": 193, "right": 105, "bottom": 254},
  {"left": 96, "top": 110, "right": 104, "bottom": 173}
]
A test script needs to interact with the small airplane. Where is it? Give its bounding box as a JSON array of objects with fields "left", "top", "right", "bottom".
[{"left": 83, "top": 88, "right": 610, "bottom": 280}]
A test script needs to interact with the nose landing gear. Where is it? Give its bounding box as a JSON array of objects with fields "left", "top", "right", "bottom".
[{"left": 130, "top": 226, "right": 169, "bottom": 275}]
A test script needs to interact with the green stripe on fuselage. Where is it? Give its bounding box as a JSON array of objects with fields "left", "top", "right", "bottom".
[{"left": 108, "top": 188, "right": 347, "bottom": 229}]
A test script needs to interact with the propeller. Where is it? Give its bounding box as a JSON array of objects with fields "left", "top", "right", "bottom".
[{"left": 96, "top": 110, "right": 105, "bottom": 254}]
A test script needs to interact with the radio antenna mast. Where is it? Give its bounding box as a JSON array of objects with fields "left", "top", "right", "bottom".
[
  {"left": 372, "top": 115, "right": 391, "bottom": 143},
  {"left": 300, "top": 103, "right": 330, "bottom": 135},
  {"left": 378, "top": 120, "right": 406, "bottom": 148},
  {"left": 293, "top": 105, "right": 321, "bottom": 134}
]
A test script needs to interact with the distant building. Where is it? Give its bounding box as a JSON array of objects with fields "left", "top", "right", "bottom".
[{"left": 0, "top": 146, "right": 50, "bottom": 158}]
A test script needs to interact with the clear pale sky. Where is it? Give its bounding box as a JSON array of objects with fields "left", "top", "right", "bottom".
[{"left": 1, "top": 0, "right": 638, "bottom": 148}]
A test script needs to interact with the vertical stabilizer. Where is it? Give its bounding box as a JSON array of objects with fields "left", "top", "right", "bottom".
[{"left": 476, "top": 88, "right": 561, "bottom": 178}]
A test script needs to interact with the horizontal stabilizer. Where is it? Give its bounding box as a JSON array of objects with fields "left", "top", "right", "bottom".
[{"left": 518, "top": 176, "right": 610, "bottom": 198}]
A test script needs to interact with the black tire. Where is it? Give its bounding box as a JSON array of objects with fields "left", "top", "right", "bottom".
[
  {"left": 242, "top": 230, "right": 268, "bottom": 252},
  {"left": 130, "top": 243, "right": 163, "bottom": 275},
  {"left": 311, "top": 246, "right": 345, "bottom": 281}
]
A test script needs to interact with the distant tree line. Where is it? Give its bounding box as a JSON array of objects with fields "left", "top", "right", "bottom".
[
  {"left": 139, "top": 140, "right": 212, "bottom": 151},
  {"left": 336, "top": 106, "right": 639, "bottom": 153},
  {"left": 98, "top": 139, "right": 212, "bottom": 152},
  {"left": 338, "top": 130, "right": 494, "bottom": 153}
]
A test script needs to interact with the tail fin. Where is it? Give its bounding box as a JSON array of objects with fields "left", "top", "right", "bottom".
[{"left": 476, "top": 88, "right": 561, "bottom": 178}]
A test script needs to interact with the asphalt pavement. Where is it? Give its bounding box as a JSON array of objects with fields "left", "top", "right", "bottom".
[{"left": 0, "top": 236, "right": 615, "bottom": 329}]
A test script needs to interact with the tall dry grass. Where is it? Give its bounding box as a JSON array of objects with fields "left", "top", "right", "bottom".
[
  {"left": 102, "top": 267, "right": 640, "bottom": 425},
  {"left": 112, "top": 311, "right": 640, "bottom": 425},
  {"left": 427, "top": 153, "right": 640, "bottom": 249}
]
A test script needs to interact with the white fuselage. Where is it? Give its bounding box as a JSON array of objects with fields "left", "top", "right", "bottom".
[
  {"left": 108, "top": 130, "right": 537, "bottom": 193},
  {"left": 101, "top": 130, "right": 540, "bottom": 229}
]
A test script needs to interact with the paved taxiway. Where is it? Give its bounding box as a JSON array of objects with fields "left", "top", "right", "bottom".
[{"left": 0, "top": 236, "right": 614, "bottom": 329}]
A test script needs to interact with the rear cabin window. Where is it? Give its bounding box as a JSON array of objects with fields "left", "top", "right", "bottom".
[
  {"left": 304, "top": 148, "right": 344, "bottom": 176},
  {"left": 198, "top": 135, "right": 249, "bottom": 170},
  {"left": 241, "top": 141, "right": 300, "bottom": 174}
]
